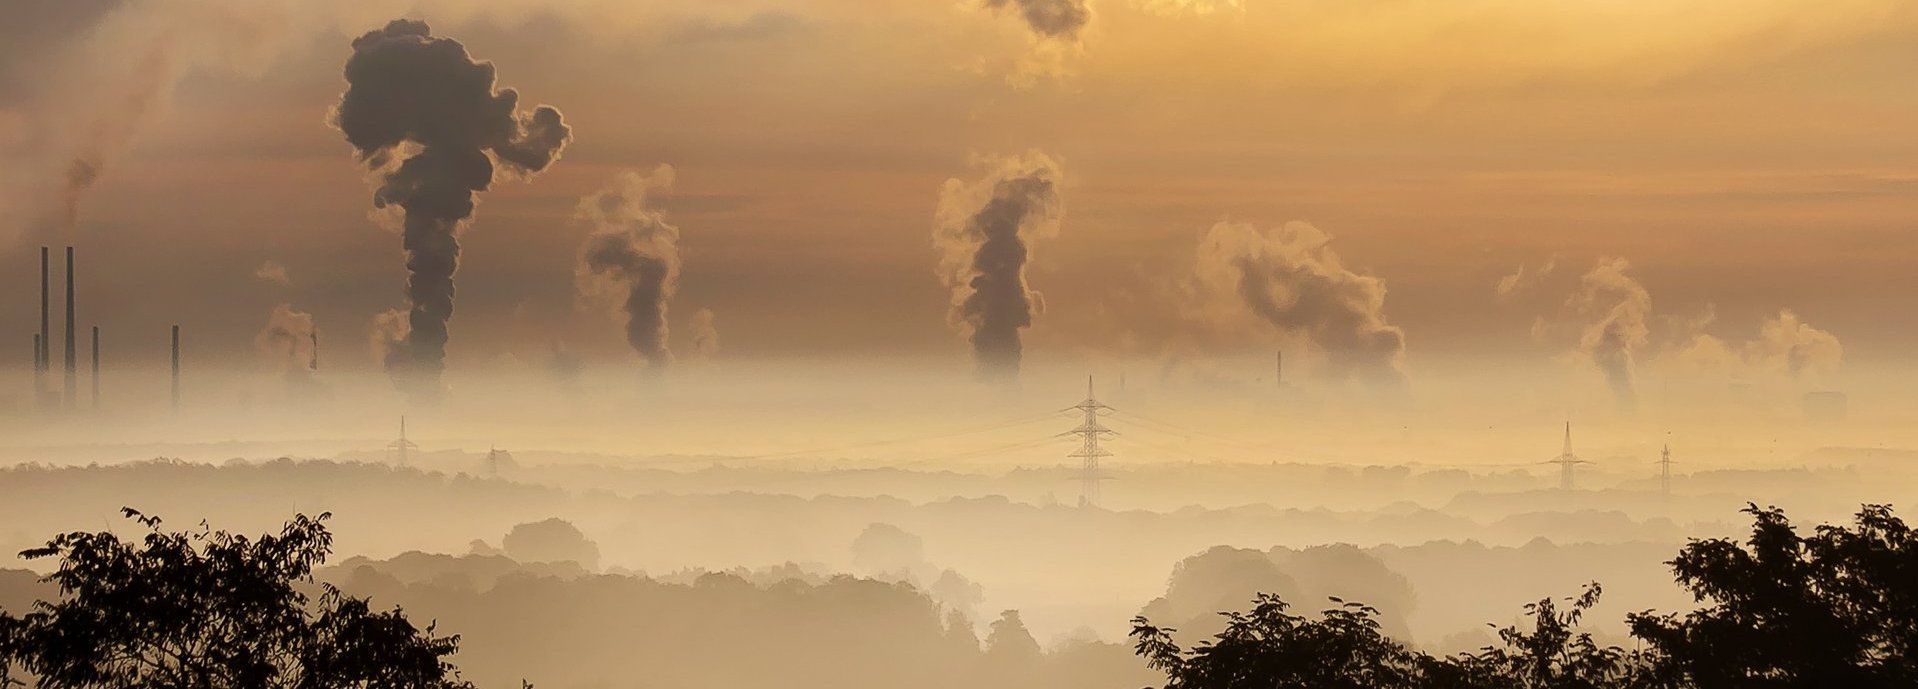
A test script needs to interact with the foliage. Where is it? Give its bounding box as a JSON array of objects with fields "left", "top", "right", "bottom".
[
  {"left": 0, "top": 509, "right": 481, "bottom": 689},
  {"left": 1136, "top": 505, "right": 1916, "bottom": 689},
  {"left": 1627, "top": 504, "right": 1916, "bottom": 689}
]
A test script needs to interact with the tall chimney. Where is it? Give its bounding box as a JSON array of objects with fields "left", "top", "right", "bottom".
[
  {"left": 37, "top": 247, "right": 48, "bottom": 388},
  {"left": 32, "top": 334, "right": 41, "bottom": 379},
  {"left": 1275, "top": 349, "right": 1283, "bottom": 389},
  {"left": 64, "top": 246, "right": 76, "bottom": 410},
  {"left": 170, "top": 324, "right": 180, "bottom": 414},
  {"left": 90, "top": 325, "right": 100, "bottom": 410}
]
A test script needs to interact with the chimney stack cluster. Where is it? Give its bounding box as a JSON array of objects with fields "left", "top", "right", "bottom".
[{"left": 30, "top": 246, "right": 100, "bottom": 412}]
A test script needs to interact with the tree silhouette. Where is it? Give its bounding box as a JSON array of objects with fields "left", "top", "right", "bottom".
[
  {"left": 1628, "top": 504, "right": 1916, "bottom": 689},
  {"left": 1134, "top": 505, "right": 1917, "bottom": 689},
  {"left": 0, "top": 509, "right": 485, "bottom": 688}
]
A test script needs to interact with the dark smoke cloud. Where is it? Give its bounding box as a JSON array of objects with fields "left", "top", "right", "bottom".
[
  {"left": 933, "top": 152, "right": 1065, "bottom": 381},
  {"left": 334, "top": 18, "right": 572, "bottom": 400},
  {"left": 983, "top": 0, "right": 1092, "bottom": 41},
  {"left": 1194, "top": 222, "right": 1407, "bottom": 390},
  {"left": 576, "top": 167, "right": 681, "bottom": 370}
]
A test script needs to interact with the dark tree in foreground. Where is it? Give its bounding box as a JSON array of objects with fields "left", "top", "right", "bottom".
[
  {"left": 1132, "top": 585, "right": 1647, "bottom": 689},
  {"left": 1135, "top": 504, "right": 1916, "bottom": 689},
  {"left": 1628, "top": 504, "right": 1916, "bottom": 689},
  {"left": 0, "top": 509, "right": 480, "bottom": 688}
]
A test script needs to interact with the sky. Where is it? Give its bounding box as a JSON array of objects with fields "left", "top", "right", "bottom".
[{"left": 1, "top": 0, "right": 1915, "bottom": 404}]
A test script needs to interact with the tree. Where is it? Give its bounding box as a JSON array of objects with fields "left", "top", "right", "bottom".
[
  {"left": 1132, "top": 505, "right": 1918, "bottom": 689},
  {"left": 1132, "top": 595, "right": 1425, "bottom": 689},
  {"left": 500, "top": 518, "right": 600, "bottom": 571},
  {"left": 0, "top": 509, "right": 484, "bottom": 688},
  {"left": 1628, "top": 504, "right": 1917, "bottom": 689}
]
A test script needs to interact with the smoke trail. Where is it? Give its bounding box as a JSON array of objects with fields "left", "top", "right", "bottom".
[
  {"left": 1755, "top": 309, "right": 1843, "bottom": 382},
  {"left": 688, "top": 308, "right": 720, "bottom": 360},
  {"left": 254, "top": 303, "right": 315, "bottom": 376},
  {"left": 1568, "top": 257, "right": 1650, "bottom": 412},
  {"left": 1495, "top": 254, "right": 1558, "bottom": 299},
  {"left": 254, "top": 259, "right": 291, "bottom": 286},
  {"left": 334, "top": 19, "right": 573, "bottom": 400},
  {"left": 932, "top": 152, "right": 1064, "bottom": 381},
  {"left": 1193, "top": 221, "right": 1407, "bottom": 390},
  {"left": 576, "top": 166, "right": 680, "bottom": 370},
  {"left": 983, "top": 0, "right": 1092, "bottom": 40}
]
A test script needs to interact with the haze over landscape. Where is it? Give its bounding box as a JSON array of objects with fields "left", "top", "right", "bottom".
[{"left": 0, "top": 1, "right": 1914, "bottom": 687}]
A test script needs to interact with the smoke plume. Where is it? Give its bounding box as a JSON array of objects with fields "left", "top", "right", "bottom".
[
  {"left": 1495, "top": 254, "right": 1557, "bottom": 299},
  {"left": 984, "top": 0, "right": 1092, "bottom": 41},
  {"left": 334, "top": 19, "right": 573, "bottom": 400},
  {"left": 933, "top": 152, "right": 1065, "bottom": 381},
  {"left": 1754, "top": 309, "right": 1844, "bottom": 382},
  {"left": 576, "top": 166, "right": 681, "bottom": 370},
  {"left": 254, "top": 303, "right": 316, "bottom": 375},
  {"left": 688, "top": 308, "right": 720, "bottom": 361},
  {"left": 1192, "top": 221, "right": 1406, "bottom": 390},
  {"left": 254, "top": 260, "right": 291, "bottom": 286},
  {"left": 1568, "top": 257, "right": 1650, "bottom": 412}
]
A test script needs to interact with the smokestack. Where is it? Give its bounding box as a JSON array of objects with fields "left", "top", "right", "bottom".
[
  {"left": 90, "top": 326, "right": 99, "bottom": 410},
  {"left": 64, "top": 246, "right": 76, "bottom": 410},
  {"left": 310, "top": 329, "right": 319, "bottom": 372},
  {"left": 32, "top": 334, "right": 41, "bottom": 382},
  {"left": 1275, "top": 349, "right": 1283, "bottom": 389},
  {"left": 169, "top": 324, "right": 179, "bottom": 414},
  {"left": 38, "top": 247, "right": 48, "bottom": 393}
]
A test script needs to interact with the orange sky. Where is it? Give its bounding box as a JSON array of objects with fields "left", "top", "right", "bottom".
[{"left": 1, "top": 0, "right": 1914, "bottom": 388}]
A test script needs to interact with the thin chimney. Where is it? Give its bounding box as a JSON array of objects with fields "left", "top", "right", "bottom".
[
  {"left": 90, "top": 325, "right": 99, "bottom": 410},
  {"left": 64, "top": 246, "right": 75, "bottom": 410},
  {"left": 1275, "top": 349, "right": 1283, "bottom": 389},
  {"left": 169, "top": 325, "right": 180, "bottom": 414},
  {"left": 37, "top": 247, "right": 48, "bottom": 395}
]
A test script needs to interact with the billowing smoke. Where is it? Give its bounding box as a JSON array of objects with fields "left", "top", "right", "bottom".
[
  {"left": 255, "top": 303, "right": 317, "bottom": 390},
  {"left": 334, "top": 19, "right": 572, "bottom": 400},
  {"left": 932, "top": 152, "right": 1065, "bottom": 381},
  {"left": 1568, "top": 257, "right": 1651, "bottom": 412},
  {"left": 576, "top": 166, "right": 681, "bottom": 370},
  {"left": 984, "top": 0, "right": 1092, "bottom": 41},
  {"left": 688, "top": 308, "right": 720, "bottom": 361},
  {"left": 1755, "top": 309, "right": 1843, "bottom": 382},
  {"left": 1192, "top": 221, "right": 1406, "bottom": 390}
]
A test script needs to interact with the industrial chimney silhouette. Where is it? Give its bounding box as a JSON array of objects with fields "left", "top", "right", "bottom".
[
  {"left": 90, "top": 325, "right": 99, "bottom": 410},
  {"left": 37, "top": 247, "right": 47, "bottom": 406},
  {"left": 64, "top": 246, "right": 75, "bottom": 410},
  {"left": 170, "top": 325, "right": 180, "bottom": 414}
]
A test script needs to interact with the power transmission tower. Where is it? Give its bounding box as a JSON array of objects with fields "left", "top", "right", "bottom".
[
  {"left": 1064, "top": 376, "right": 1114, "bottom": 508},
  {"left": 1658, "top": 442, "right": 1676, "bottom": 497},
  {"left": 1547, "top": 421, "right": 1591, "bottom": 491},
  {"left": 388, "top": 415, "right": 419, "bottom": 468}
]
